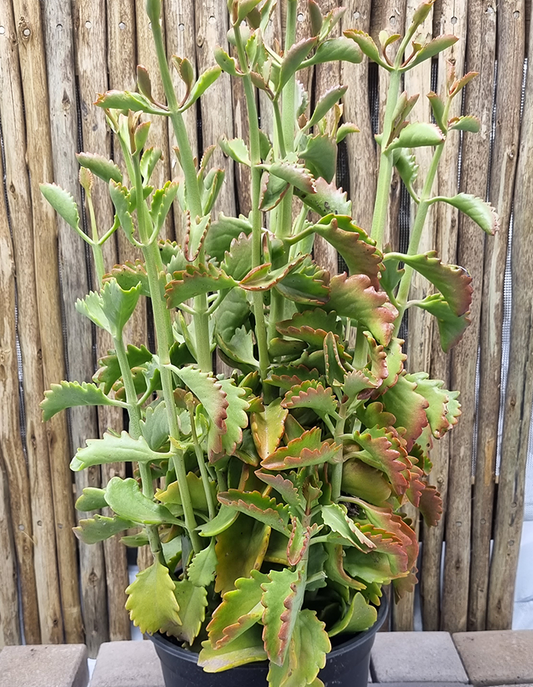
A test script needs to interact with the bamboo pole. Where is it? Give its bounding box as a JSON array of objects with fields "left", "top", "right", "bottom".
[
  {"left": 487, "top": 4, "right": 533, "bottom": 630},
  {"left": 341, "top": 0, "right": 376, "bottom": 234},
  {"left": 456, "top": 0, "right": 497, "bottom": 633},
  {"left": 42, "top": 0, "right": 109, "bottom": 655},
  {"left": 432, "top": 0, "right": 470, "bottom": 635},
  {"left": 474, "top": 0, "right": 525, "bottom": 632},
  {"left": 74, "top": 0, "right": 131, "bottom": 642},
  {"left": 0, "top": 454, "right": 20, "bottom": 648},
  {"left": 9, "top": 0, "right": 83, "bottom": 645}
]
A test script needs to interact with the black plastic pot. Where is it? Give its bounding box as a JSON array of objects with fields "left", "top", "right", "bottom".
[{"left": 150, "top": 594, "right": 388, "bottom": 687}]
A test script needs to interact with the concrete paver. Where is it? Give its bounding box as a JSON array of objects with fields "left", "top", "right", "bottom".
[
  {"left": 372, "top": 632, "right": 469, "bottom": 683},
  {"left": 453, "top": 631, "right": 533, "bottom": 687},
  {"left": 89, "top": 640, "right": 164, "bottom": 687},
  {"left": 0, "top": 644, "right": 88, "bottom": 687}
]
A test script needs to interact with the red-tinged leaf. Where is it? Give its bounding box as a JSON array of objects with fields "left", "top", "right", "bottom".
[
  {"left": 328, "top": 592, "right": 377, "bottom": 636},
  {"left": 323, "top": 331, "right": 349, "bottom": 385},
  {"left": 207, "top": 570, "right": 268, "bottom": 649},
  {"left": 275, "top": 256, "right": 330, "bottom": 305},
  {"left": 198, "top": 626, "right": 267, "bottom": 672},
  {"left": 406, "top": 372, "right": 461, "bottom": 438},
  {"left": 324, "top": 544, "right": 367, "bottom": 589},
  {"left": 165, "top": 263, "right": 236, "bottom": 308},
  {"left": 357, "top": 401, "right": 397, "bottom": 431},
  {"left": 343, "top": 29, "right": 388, "bottom": 68},
  {"left": 217, "top": 490, "right": 290, "bottom": 535},
  {"left": 365, "top": 332, "right": 388, "bottom": 382},
  {"left": 221, "top": 232, "right": 253, "bottom": 281},
  {"left": 450, "top": 70, "right": 479, "bottom": 96},
  {"left": 259, "top": 172, "right": 289, "bottom": 211},
  {"left": 261, "top": 567, "right": 305, "bottom": 666},
  {"left": 325, "top": 273, "right": 397, "bottom": 345},
  {"left": 287, "top": 517, "right": 311, "bottom": 566},
  {"left": 380, "top": 373, "right": 429, "bottom": 451},
  {"left": 251, "top": 398, "right": 288, "bottom": 461},
  {"left": 415, "top": 293, "right": 470, "bottom": 352},
  {"left": 388, "top": 250, "right": 473, "bottom": 317},
  {"left": 430, "top": 193, "right": 499, "bottom": 235},
  {"left": 343, "top": 370, "right": 380, "bottom": 408},
  {"left": 183, "top": 213, "right": 211, "bottom": 263},
  {"left": 448, "top": 115, "right": 481, "bottom": 133},
  {"left": 321, "top": 503, "right": 375, "bottom": 550},
  {"left": 344, "top": 543, "right": 406, "bottom": 586},
  {"left": 217, "top": 379, "right": 250, "bottom": 457},
  {"left": 277, "top": 308, "right": 342, "bottom": 339},
  {"left": 314, "top": 217, "right": 383, "bottom": 288},
  {"left": 301, "top": 133, "right": 337, "bottom": 183},
  {"left": 204, "top": 212, "right": 252, "bottom": 262},
  {"left": 278, "top": 37, "right": 318, "bottom": 91},
  {"left": 261, "top": 428, "right": 341, "bottom": 470},
  {"left": 255, "top": 470, "right": 306, "bottom": 512},
  {"left": 239, "top": 256, "right": 305, "bottom": 291},
  {"left": 215, "top": 515, "right": 271, "bottom": 595},
  {"left": 342, "top": 458, "right": 392, "bottom": 505},
  {"left": 297, "top": 176, "right": 352, "bottom": 217},
  {"left": 349, "top": 427, "right": 409, "bottom": 496},
  {"left": 406, "top": 35, "right": 459, "bottom": 70},
  {"left": 419, "top": 484, "right": 443, "bottom": 526},
  {"left": 392, "top": 570, "right": 418, "bottom": 602},
  {"left": 405, "top": 466, "right": 426, "bottom": 508},
  {"left": 381, "top": 337, "right": 407, "bottom": 389},
  {"left": 265, "top": 162, "right": 315, "bottom": 194},
  {"left": 108, "top": 260, "right": 150, "bottom": 296},
  {"left": 268, "top": 365, "right": 321, "bottom": 390},
  {"left": 282, "top": 380, "right": 338, "bottom": 419}
]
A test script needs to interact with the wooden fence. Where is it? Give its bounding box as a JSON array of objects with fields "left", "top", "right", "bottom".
[{"left": 0, "top": 0, "right": 532, "bottom": 656}]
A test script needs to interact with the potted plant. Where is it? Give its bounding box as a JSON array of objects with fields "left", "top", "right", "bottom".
[{"left": 40, "top": 0, "right": 496, "bottom": 685}]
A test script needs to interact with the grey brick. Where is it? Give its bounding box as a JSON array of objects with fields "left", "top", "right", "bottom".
[
  {"left": 372, "top": 632, "right": 469, "bottom": 683},
  {"left": 453, "top": 631, "right": 533, "bottom": 687},
  {"left": 89, "top": 640, "right": 164, "bottom": 687},
  {"left": 0, "top": 644, "right": 88, "bottom": 687}
]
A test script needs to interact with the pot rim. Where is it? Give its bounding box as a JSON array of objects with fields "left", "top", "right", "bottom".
[{"left": 149, "top": 591, "right": 389, "bottom": 667}]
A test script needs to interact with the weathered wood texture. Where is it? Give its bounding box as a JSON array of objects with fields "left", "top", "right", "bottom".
[{"left": 0, "top": 0, "right": 531, "bottom": 650}]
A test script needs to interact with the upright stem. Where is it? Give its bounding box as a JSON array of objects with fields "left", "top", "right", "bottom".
[{"left": 331, "top": 408, "right": 346, "bottom": 502}]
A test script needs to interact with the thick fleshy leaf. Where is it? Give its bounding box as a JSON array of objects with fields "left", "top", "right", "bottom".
[
  {"left": 204, "top": 213, "right": 252, "bottom": 261},
  {"left": 218, "top": 326, "right": 259, "bottom": 372},
  {"left": 171, "top": 579, "right": 208, "bottom": 643},
  {"left": 219, "top": 137, "right": 251, "bottom": 166},
  {"left": 287, "top": 517, "right": 312, "bottom": 566},
  {"left": 187, "top": 541, "right": 217, "bottom": 587},
  {"left": 430, "top": 193, "right": 499, "bottom": 235},
  {"left": 75, "top": 487, "right": 108, "bottom": 512},
  {"left": 106, "top": 477, "right": 181, "bottom": 525},
  {"left": 78, "top": 280, "right": 142, "bottom": 339},
  {"left": 388, "top": 122, "right": 444, "bottom": 150},
  {"left": 387, "top": 251, "right": 472, "bottom": 316},
  {"left": 207, "top": 570, "right": 268, "bottom": 649},
  {"left": 150, "top": 181, "right": 179, "bottom": 234},
  {"left": 221, "top": 232, "right": 253, "bottom": 282},
  {"left": 304, "top": 37, "right": 362, "bottom": 66},
  {"left": 180, "top": 66, "right": 222, "bottom": 112},
  {"left": 264, "top": 162, "right": 315, "bottom": 195},
  {"left": 344, "top": 30, "right": 388, "bottom": 69},
  {"left": 260, "top": 172, "right": 289, "bottom": 211},
  {"left": 406, "top": 372, "right": 461, "bottom": 438},
  {"left": 350, "top": 427, "right": 409, "bottom": 495},
  {"left": 415, "top": 293, "right": 470, "bottom": 352},
  {"left": 380, "top": 374, "right": 429, "bottom": 451},
  {"left": 261, "top": 428, "right": 341, "bottom": 470},
  {"left": 76, "top": 152, "right": 122, "bottom": 184},
  {"left": 74, "top": 514, "right": 133, "bottom": 544},
  {"left": 449, "top": 115, "right": 481, "bottom": 133},
  {"left": 254, "top": 471, "right": 306, "bottom": 512},
  {"left": 40, "top": 183, "right": 80, "bottom": 231},
  {"left": 321, "top": 503, "right": 374, "bottom": 550},
  {"left": 342, "top": 458, "right": 392, "bottom": 505},
  {"left": 277, "top": 308, "right": 342, "bottom": 339},
  {"left": 406, "top": 35, "right": 459, "bottom": 70},
  {"left": 197, "top": 505, "right": 239, "bottom": 537},
  {"left": 275, "top": 258, "right": 330, "bottom": 305},
  {"left": 323, "top": 543, "right": 366, "bottom": 589},
  {"left": 297, "top": 177, "right": 352, "bottom": 217},
  {"left": 382, "top": 337, "right": 406, "bottom": 388},
  {"left": 107, "top": 261, "right": 149, "bottom": 295},
  {"left": 217, "top": 379, "right": 250, "bottom": 456},
  {"left": 325, "top": 273, "right": 397, "bottom": 345},
  {"left": 251, "top": 398, "right": 288, "bottom": 461},
  {"left": 282, "top": 380, "right": 338, "bottom": 419},
  {"left": 307, "top": 86, "right": 348, "bottom": 130},
  {"left": 215, "top": 515, "right": 270, "bottom": 595},
  {"left": 214, "top": 46, "right": 240, "bottom": 76},
  {"left": 301, "top": 134, "right": 337, "bottom": 183},
  {"left": 217, "top": 490, "right": 290, "bottom": 535},
  {"left": 41, "top": 381, "right": 122, "bottom": 421},
  {"left": 156, "top": 472, "right": 217, "bottom": 514},
  {"left": 166, "top": 264, "right": 236, "bottom": 307},
  {"left": 267, "top": 610, "right": 330, "bottom": 686},
  {"left": 278, "top": 37, "right": 317, "bottom": 91},
  {"left": 419, "top": 484, "right": 443, "bottom": 526},
  {"left": 261, "top": 567, "right": 305, "bottom": 666},
  {"left": 328, "top": 592, "right": 377, "bottom": 636},
  {"left": 125, "top": 559, "right": 181, "bottom": 635},
  {"left": 71, "top": 431, "right": 168, "bottom": 471},
  {"left": 94, "top": 343, "right": 152, "bottom": 394},
  {"left": 199, "top": 626, "right": 267, "bottom": 672},
  {"left": 96, "top": 89, "right": 169, "bottom": 115}
]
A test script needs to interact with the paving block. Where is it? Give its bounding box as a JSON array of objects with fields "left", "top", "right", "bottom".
[
  {"left": 453, "top": 631, "right": 533, "bottom": 686},
  {"left": 0, "top": 644, "right": 88, "bottom": 687},
  {"left": 372, "top": 632, "right": 469, "bottom": 683},
  {"left": 89, "top": 640, "right": 164, "bottom": 687},
  {"left": 372, "top": 684, "right": 473, "bottom": 687}
]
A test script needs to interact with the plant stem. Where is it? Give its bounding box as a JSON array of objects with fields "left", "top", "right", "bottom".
[
  {"left": 189, "top": 405, "right": 216, "bottom": 519},
  {"left": 370, "top": 69, "right": 402, "bottom": 249},
  {"left": 331, "top": 409, "right": 346, "bottom": 502},
  {"left": 87, "top": 192, "right": 106, "bottom": 286}
]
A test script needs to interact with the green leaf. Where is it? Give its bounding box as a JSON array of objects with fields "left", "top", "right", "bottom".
[
  {"left": 278, "top": 37, "right": 317, "bottom": 92},
  {"left": 219, "top": 378, "right": 250, "bottom": 456},
  {"left": 76, "top": 153, "right": 122, "bottom": 184},
  {"left": 297, "top": 177, "right": 352, "bottom": 217},
  {"left": 415, "top": 293, "right": 470, "bottom": 352},
  {"left": 388, "top": 122, "right": 444, "bottom": 150},
  {"left": 199, "top": 626, "right": 267, "bottom": 672},
  {"left": 261, "top": 567, "right": 305, "bottom": 665},
  {"left": 380, "top": 373, "right": 429, "bottom": 451},
  {"left": 180, "top": 66, "right": 222, "bottom": 112},
  {"left": 95, "top": 89, "right": 169, "bottom": 115},
  {"left": 75, "top": 487, "right": 108, "bottom": 512},
  {"left": 41, "top": 381, "right": 122, "bottom": 421},
  {"left": 342, "top": 458, "right": 392, "bottom": 505},
  {"left": 207, "top": 570, "right": 268, "bottom": 649},
  {"left": 218, "top": 490, "right": 290, "bottom": 535},
  {"left": 321, "top": 503, "right": 374, "bottom": 550},
  {"left": 406, "top": 372, "right": 461, "bottom": 438},
  {"left": 351, "top": 427, "right": 409, "bottom": 496},
  {"left": 268, "top": 610, "right": 330, "bottom": 686},
  {"left": 79, "top": 280, "right": 142, "bottom": 338},
  {"left": 188, "top": 541, "right": 218, "bottom": 587},
  {"left": 237, "top": 0, "right": 263, "bottom": 21},
  {"left": 94, "top": 343, "right": 152, "bottom": 394},
  {"left": 274, "top": 257, "right": 330, "bottom": 305},
  {"left": 264, "top": 162, "right": 315, "bottom": 195},
  {"left": 71, "top": 431, "right": 167, "bottom": 471},
  {"left": 150, "top": 181, "right": 179, "bottom": 234},
  {"left": 239, "top": 257, "right": 305, "bottom": 292},
  {"left": 304, "top": 37, "right": 362, "bottom": 66},
  {"left": 205, "top": 213, "right": 252, "bottom": 261},
  {"left": 105, "top": 477, "right": 180, "bottom": 525},
  {"left": 156, "top": 473, "right": 216, "bottom": 514},
  {"left": 337, "top": 122, "right": 359, "bottom": 143},
  {"left": 301, "top": 134, "right": 337, "bottom": 183},
  {"left": 219, "top": 137, "right": 251, "bottom": 166},
  {"left": 307, "top": 85, "right": 348, "bottom": 130},
  {"left": 74, "top": 514, "right": 133, "bottom": 544},
  {"left": 259, "top": 172, "right": 289, "bottom": 211},
  {"left": 282, "top": 381, "right": 338, "bottom": 420},
  {"left": 40, "top": 183, "right": 80, "bottom": 231},
  {"left": 109, "top": 181, "right": 135, "bottom": 242},
  {"left": 430, "top": 192, "right": 499, "bottom": 235},
  {"left": 125, "top": 559, "right": 181, "bottom": 635},
  {"left": 261, "top": 428, "right": 341, "bottom": 470},
  {"left": 344, "top": 30, "right": 389, "bottom": 69},
  {"left": 214, "top": 47, "right": 240, "bottom": 76},
  {"left": 448, "top": 115, "right": 481, "bottom": 133},
  {"left": 251, "top": 398, "right": 288, "bottom": 461},
  {"left": 255, "top": 471, "right": 305, "bottom": 513},
  {"left": 329, "top": 592, "right": 377, "bottom": 636},
  {"left": 405, "top": 35, "right": 459, "bottom": 70},
  {"left": 325, "top": 273, "right": 397, "bottom": 345},
  {"left": 165, "top": 263, "right": 236, "bottom": 308},
  {"left": 198, "top": 505, "right": 239, "bottom": 538},
  {"left": 427, "top": 92, "right": 447, "bottom": 131},
  {"left": 172, "top": 579, "right": 208, "bottom": 643},
  {"left": 393, "top": 149, "right": 419, "bottom": 198}
]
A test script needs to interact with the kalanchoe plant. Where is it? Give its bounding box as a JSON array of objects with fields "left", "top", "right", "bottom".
[{"left": 41, "top": 0, "right": 496, "bottom": 684}]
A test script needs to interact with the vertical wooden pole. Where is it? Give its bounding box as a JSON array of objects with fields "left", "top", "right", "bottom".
[
  {"left": 474, "top": 0, "right": 525, "bottom": 631},
  {"left": 487, "top": 3, "right": 533, "bottom": 630},
  {"left": 458, "top": 0, "right": 497, "bottom": 633},
  {"left": 42, "top": 0, "right": 109, "bottom": 655}
]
